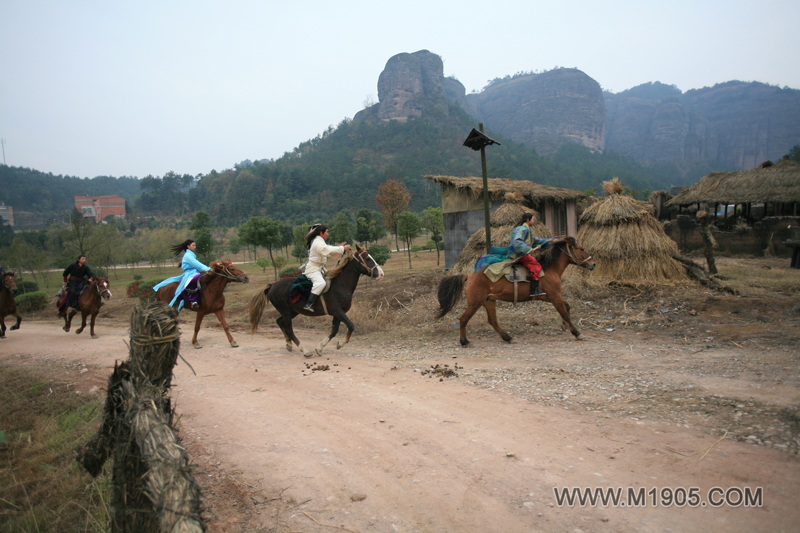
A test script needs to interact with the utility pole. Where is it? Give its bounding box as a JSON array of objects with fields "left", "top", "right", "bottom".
[
  {"left": 1, "top": 138, "right": 6, "bottom": 165},
  {"left": 463, "top": 124, "right": 500, "bottom": 254}
]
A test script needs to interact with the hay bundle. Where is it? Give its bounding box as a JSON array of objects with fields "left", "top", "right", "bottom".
[
  {"left": 453, "top": 192, "right": 553, "bottom": 273},
  {"left": 576, "top": 178, "right": 687, "bottom": 283}
]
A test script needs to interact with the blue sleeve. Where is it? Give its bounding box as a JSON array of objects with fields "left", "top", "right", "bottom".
[
  {"left": 182, "top": 251, "right": 209, "bottom": 272},
  {"left": 510, "top": 226, "right": 532, "bottom": 255},
  {"left": 532, "top": 237, "right": 554, "bottom": 250}
]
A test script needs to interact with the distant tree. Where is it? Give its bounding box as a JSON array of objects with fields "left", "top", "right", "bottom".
[
  {"left": 256, "top": 257, "right": 271, "bottom": 273},
  {"left": 330, "top": 210, "right": 353, "bottom": 244},
  {"left": 787, "top": 145, "right": 800, "bottom": 163},
  {"left": 375, "top": 179, "right": 411, "bottom": 251},
  {"left": 238, "top": 217, "right": 261, "bottom": 260},
  {"left": 367, "top": 244, "right": 391, "bottom": 266},
  {"left": 256, "top": 217, "right": 287, "bottom": 280},
  {"left": 292, "top": 224, "right": 308, "bottom": 260},
  {"left": 228, "top": 237, "right": 242, "bottom": 257},
  {"left": 190, "top": 211, "right": 215, "bottom": 262},
  {"left": 397, "top": 211, "right": 423, "bottom": 269},
  {"left": 67, "top": 208, "right": 96, "bottom": 256},
  {"left": 423, "top": 206, "right": 444, "bottom": 266},
  {"left": 355, "top": 208, "right": 384, "bottom": 246}
]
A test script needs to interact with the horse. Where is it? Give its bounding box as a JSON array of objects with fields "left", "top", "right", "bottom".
[
  {"left": 0, "top": 271, "right": 21, "bottom": 338},
  {"left": 156, "top": 260, "right": 249, "bottom": 349},
  {"left": 62, "top": 277, "right": 112, "bottom": 338},
  {"left": 436, "top": 237, "right": 595, "bottom": 346},
  {"left": 248, "top": 245, "right": 384, "bottom": 357}
]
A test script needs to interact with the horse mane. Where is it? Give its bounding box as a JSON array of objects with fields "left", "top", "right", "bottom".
[
  {"left": 326, "top": 251, "right": 353, "bottom": 279},
  {"left": 536, "top": 236, "right": 576, "bottom": 270}
]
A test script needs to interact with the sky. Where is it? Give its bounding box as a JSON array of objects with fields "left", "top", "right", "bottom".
[{"left": 1, "top": 0, "right": 798, "bottom": 180}]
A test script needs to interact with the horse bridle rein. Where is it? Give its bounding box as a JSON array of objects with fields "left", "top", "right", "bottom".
[
  {"left": 2, "top": 274, "right": 15, "bottom": 292},
  {"left": 93, "top": 279, "right": 112, "bottom": 298},
  {"left": 562, "top": 241, "right": 593, "bottom": 266},
  {"left": 353, "top": 250, "right": 384, "bottom": 279},
  {"left": 211, "top": 263, "right": 247, "bottom": 282}
]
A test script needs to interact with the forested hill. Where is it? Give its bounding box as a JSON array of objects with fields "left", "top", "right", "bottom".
[
  {"left": 0, "top": 165, "right": 140, "bottom": 214},
  {"left": 3, "top": 105, "right": 678, "bottom": 226},
  {"left": 185, "top": 105, "right": 675, "bottom": 225}
]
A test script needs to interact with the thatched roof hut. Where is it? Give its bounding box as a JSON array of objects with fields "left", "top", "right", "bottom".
[
  {"left": 577, "top": 178, "right": 687, "bottom": 283},
  {"left": 426, "top": 175, "right": 585, "bottom": 269},
  {"left": 452, "top": 193, "right": 552, "bottom": 274},
  {"left": 665, "top": 160, "right": 800, "bottom": 216}
]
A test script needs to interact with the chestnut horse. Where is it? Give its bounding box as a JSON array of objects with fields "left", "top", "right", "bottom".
[
  {"left": 63, "top": 277, "right": 112, "bottom": 338},
  {"left": 436, "top": 237, "right": 595, "bottom": 346},
  {"left": 248, "top": 246, "right": 384, "bottom": 357},
  {"left": 156, "top": 260, "right": 249, "bottom": 349},
  {"left": 0, "top": 271, "right": 21, "bottom": 338}
]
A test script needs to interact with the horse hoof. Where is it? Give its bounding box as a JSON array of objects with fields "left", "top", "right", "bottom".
[
  {"left": 303, "top": 351, "right": 314, "bottom": 358},
  {"left": 63, "top": 327, "right": 69, "bottom": 332},
  {"left": 194, "top": 344, "right": 203, "bottom": 349},
  {"left": 315, "top": 347, "right": 323, "bottom": 356},
  {"left": 574, "top": 334, "right": 584, "bottom": 341},
  {"left": 76, "top": 330, "right": 83, "bottom": 335},
  {"left": 230, "top": 342, "right": 239, "bottom": 348},
  {"left": 10, "top": 326, "right": 19, "bottom": 331},
  {"left": 285, "top": 343, "right": 293, "bottom": 352},
  {"left": 91, "top": 335, "right": 99, "bottom": 339},
  {"left": 506, "top": 338, "right": 517, "bottom": 344}
]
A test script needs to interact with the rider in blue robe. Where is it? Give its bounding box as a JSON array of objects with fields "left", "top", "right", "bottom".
[{"left": 153, "top": 239, "right": 210, "bottom": 311}]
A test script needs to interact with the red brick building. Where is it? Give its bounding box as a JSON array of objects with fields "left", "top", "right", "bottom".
[
  {"left": 74, "top": 195, "right": 126, "bottom": 222},
  {"left": 0, "top": 203, "right": 14, "bottom": 226}
]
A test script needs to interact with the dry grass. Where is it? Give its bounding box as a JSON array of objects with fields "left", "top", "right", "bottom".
[{"left": 0, "top": 365, "right": 111, "bottom": 532}]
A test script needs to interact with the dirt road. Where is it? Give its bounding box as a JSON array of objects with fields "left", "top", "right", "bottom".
[{"left": 2, "top": 299, "right": 798, "bottom": 533}]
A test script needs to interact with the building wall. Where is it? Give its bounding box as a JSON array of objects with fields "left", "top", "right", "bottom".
[
  {"left": 74, "top": 195, "right": 126, "bottom": 222},
  {"left": 443, "top": 202, "right": 503, "bottom": 269},
  {"left": 0, "top": 203, "right": 14, "bottom": 226}
]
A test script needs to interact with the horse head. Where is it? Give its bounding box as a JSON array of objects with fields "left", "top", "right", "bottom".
[
  {"left": 211, "top": 260, "right": 250, "bottom": 283},
  {"left": 352, "top": 244, "right": 384, "bottom": 281},
  {"left": 554, "top": 237, "right": 595, "bottom": 271},
  {"left": 2, "top": 271, "right": 18, "bottom": 294},
  {"left": 94, "top": 276, "right": 112, "bottom": 300}
]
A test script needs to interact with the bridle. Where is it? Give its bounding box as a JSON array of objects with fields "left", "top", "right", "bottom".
[
  {"left": 94, "top": 278, "right": 112, "bottom": 299},
  {"left": 211, "top": 262, "right": 248, "bottom": 282},
  {"left": 353, "top": 250, "right": 384, "bottom": 280},
  {"left": 2, "top": 274, "right": 16, "bottom": 292},
  {"left": 562, "top": 241, "right": 593, "bottom": 267}
]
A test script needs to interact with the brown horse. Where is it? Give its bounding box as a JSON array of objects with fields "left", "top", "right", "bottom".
[
  {"left": 0, "top": 271, "right": 21, "bottom": 338},
  {"left": 436, "top": 237, "right": 595, "bottom": 346},
  {"left": 156, "top": 260, "right": 249, "bottom": 349},
  {"left": 63, "top": 277, "right": 112, "bottom": 338}
]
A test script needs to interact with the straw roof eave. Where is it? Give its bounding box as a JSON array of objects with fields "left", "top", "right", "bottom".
[
  {"left": 426, "top": 175, "right": 586, "bottom": 204},
  {"left": 665, "top": 160, "right": 800, "bottom": 207}
]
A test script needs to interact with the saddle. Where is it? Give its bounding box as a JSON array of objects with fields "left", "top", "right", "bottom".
[{"left": 289, "top": 275, "right": 331, "bottom": 313}]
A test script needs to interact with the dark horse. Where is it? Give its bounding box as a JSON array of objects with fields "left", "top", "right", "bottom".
[
  {"left": 436, "top": 237, "right": 596, "bottom": 346},
  {"left": 248, "top": 245, "right": 384, "bottom": 357},
  {"left": 63, "top": 277, "right": 112, "bottom": 338},
  {"left": 156, "top": 260, "right": 249, "bottom": 349},
  {"left": 1, "top": 271, "right": 21, "bottom": 338}
]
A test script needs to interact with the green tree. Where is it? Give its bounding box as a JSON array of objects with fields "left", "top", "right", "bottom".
[
  {"left": 367, "top": 244, "right": 391, "bottom": 266},
  {"left": 787, "top": 145, "right": 800, "bottom": 163},
  {"left": 396, "top": 211, "right": 423, "bottom": 269},
  {"left": 256, "top": 257, "right": 271, "bottom": 273},
  {"left": 330, "top": 210, "right": 353, "bottom": 244},
  {"left": 292, "top": 224, "right": 308, "bottom": 260},
  {"left": 423, "top": 206, "right": 444, "bottom": 266},
  {"left": 375, "top": 179, "right": 411, "bottom": 251},
  {"left": 256, "top": 217, "right": 287, "bottom": 280},
  {"left": 238, "top": 217, "right": 261, "bottom": 260}
]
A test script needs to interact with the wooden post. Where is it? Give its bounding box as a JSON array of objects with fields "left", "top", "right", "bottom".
[{"left": 479, "top": 123, "right": 491, "bottom": 254}]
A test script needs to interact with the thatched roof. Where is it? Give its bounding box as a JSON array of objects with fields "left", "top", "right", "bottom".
[
  {"left": 426, "top": 175, "right": 586, "bottom": 205},
  {"left": 452, "top": 193, "right": 553, "bottom": 273},
  {"left": 577, "top": 178, "right": 686, "bottom": 283},
  {"left": 665, "top": 159, "right": 800, "bottom": 207}
]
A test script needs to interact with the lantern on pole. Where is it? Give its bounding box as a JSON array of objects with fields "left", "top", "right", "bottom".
[{"left": 463, "top": 123, "right": 500, "bottom": 254}]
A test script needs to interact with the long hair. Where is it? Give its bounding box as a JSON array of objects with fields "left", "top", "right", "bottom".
[
  {"left": 170, "top": 239, "right": 195, "bottom": 257},
  {"left": 305, "top": 224, "right": 327, "bottom": 249},
  {"left": 516, "top": 213, "right": 534, "bottom": 226}
]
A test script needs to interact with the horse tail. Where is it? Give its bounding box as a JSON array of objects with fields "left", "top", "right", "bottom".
[
  {"left": 435, "top": 274, "right": 467, "bottom": 319},
  {"left": 248, "top": 283, "right": 271, "bottom": 334}
]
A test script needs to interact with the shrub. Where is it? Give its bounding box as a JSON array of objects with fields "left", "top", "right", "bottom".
[
  {"left": 367, "top": 244, "right": 391, "bottom": 266},
  {"left": 279, "top": 266, "right": 302, "bottom": 279},
  {"left": 15, "top": 291, "right": 48, "bottom": 313},
  {"left": 256, "top": 257, "right": 272, "bottom": 273},
  {"left": 18, "top": 281, "right": 39, "bottom": 294},
  {"left": 126, "top": 280, "right": 159, "bottom": 302},
  {"left": 133, "top": 274, "right": 143, "bottom": 281}
]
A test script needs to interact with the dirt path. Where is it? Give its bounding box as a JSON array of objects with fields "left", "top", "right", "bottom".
[{"left": 2, "top": 308, "right": 799, "bottom": 533}]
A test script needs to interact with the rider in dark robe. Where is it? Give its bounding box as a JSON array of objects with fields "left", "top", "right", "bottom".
[{"left": 62, "top": 255, "right": 94, "bottom": 311}]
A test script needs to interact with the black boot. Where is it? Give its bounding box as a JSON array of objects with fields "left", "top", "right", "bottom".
[
  {"left": 529, "top": 280, "right": 546, "bottom": 297},
  {"left": 303, "top": 293, "right": 317, "bottom": 311}
]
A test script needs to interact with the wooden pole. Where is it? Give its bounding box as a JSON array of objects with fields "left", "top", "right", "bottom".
[{"left": 480, "top": 123, "right": 491, "bottom": 254}]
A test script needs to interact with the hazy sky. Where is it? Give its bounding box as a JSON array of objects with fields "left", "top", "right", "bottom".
[{"left": 1, "top": 1, "right": 798, "bottom": 179}]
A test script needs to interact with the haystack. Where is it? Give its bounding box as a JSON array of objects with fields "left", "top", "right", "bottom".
[
  {"left": 576, "top": 178, "right": 687, "bottom": 283},
  {"left": 453, "top": 192, "right": 553, "bottom": 273}
]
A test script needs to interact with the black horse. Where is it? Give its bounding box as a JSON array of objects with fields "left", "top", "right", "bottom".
[{"left": 248, "top": 245, "right": 384, "bottom": 357}]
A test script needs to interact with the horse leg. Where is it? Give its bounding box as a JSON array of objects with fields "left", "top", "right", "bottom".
[
  {"left": 278, "top": 313, "right": 309, "bottom": 355},
  {"left": 549, "top": 296, "right": 583, "bottom": 340},
  {"left": 214, "top": 309, "right": 238, "bottom": 348},
  {"left": 315, "top": 316, "right": 340, "bottom": 356},
  {"left": 90, "top": 312, "right": 99, "bottom": 339},
  {"left": 75, "top": 311, "right": 88, "bottom": 335},
  {"left": 334, "top": 310, "right": 355, "bottom": 350},
  {"left": 0, "top": 317, "right": 5, "bottom": 338},
  {"left": 192, "top": 312, "right": 205, "bottom": 349},
  {"left": 483, "top": 300, "right": 513, "bottom": 343},
  {"left": 10, "top": 312, "right": 21, "bottom": 331},
  {"left": 275, "top": 315, "right": 295, "bottom": 352},
  {"left": 64, "top": 309, "right": 77, "bottom": 332}
]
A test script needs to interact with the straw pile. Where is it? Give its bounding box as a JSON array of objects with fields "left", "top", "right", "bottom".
[
  {"left": 452, "top": 192, "right": 553, "bottom": 273},
  {"left": 576, "top": 178, "right": 687, "bottom": 283},
  {"left": 76, "top": 302, "right": 203, "bottom": 532}
]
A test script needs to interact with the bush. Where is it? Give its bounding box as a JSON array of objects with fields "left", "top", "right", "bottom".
[
  {"left": 133, "top": 274, "right": 143, "bottom": 281},
  {"left": 367, "top": 244, "right": 391, "bottom": 266},
  {"left": 18, "top": 280, "right": 39, "bottom": 293},
  {"left": 279, "top": 266, "right": 302, "bottom": 279},
  {"left": 15, "top": 291, "right": 48, "bottom": 313},
  {"left": 126, "top": 280, "right": 160, "bottom": 302},
  {"left": 256, "top": 257, "right": 272, "bottom": 273}
]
